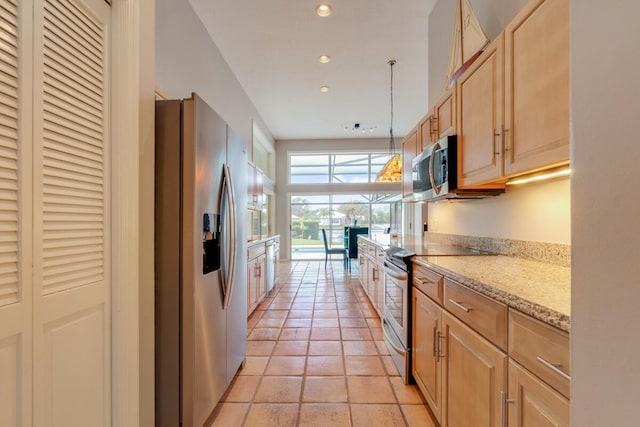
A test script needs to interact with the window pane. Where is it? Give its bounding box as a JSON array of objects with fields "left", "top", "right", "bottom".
[
  {"left": 290, "top": 154, "right": 329, "bottom": 166},
  {"left": 290, "top": 193, "right": 397, "bottom": 260},
  {"left": 290, "top": 152, "right": 398, "bottom": 184},
  {"left": 331, "top": 154, "right": 369, "bottom": 183},
  {"left": 371, "top": 203, "right": 391, "bottom": 234},
  {"left": 290, "top": 154, "right": 329, "bottom": 184},
  {"left": 370, "top": 153, "right": 393, "bottom": 181}
]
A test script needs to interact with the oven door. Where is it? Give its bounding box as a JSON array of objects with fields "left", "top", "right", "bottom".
[
  {"left": 383, "top": 260, "right": 409, "bottom": 344},
  {"left": 383, "top": 259, "right": 410, "bottom": 382}
]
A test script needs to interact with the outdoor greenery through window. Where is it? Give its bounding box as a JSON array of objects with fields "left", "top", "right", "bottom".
[
  {"left": 289, "top": 152, "right": 394, "bottom": 184},
  {"left": 290, "top": 194, "right": 401, "bottom": 260}
]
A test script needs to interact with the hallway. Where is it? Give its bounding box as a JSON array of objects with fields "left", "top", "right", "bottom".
[{"left": 209, "top": 260, "right": 437, "bottom": 426}]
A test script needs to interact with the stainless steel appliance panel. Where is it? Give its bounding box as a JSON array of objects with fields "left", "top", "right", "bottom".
[
  {"left": 225, "top": 126, "right": 248, "bottom": 384},
  {"left": 384, "top": 261, "right": 409, "bottom": 345},
  {"left": 383, "top": 259, "right": 411, "bottom": 384},
  {"left": 155, "top": 94, "right": 248, "bottom": 427},
  {"left": 187, "top": 96, "right": 229, "bottom": 425}
]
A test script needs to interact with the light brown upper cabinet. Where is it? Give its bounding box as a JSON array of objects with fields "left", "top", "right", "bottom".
[
  {"left": 435, "top": 88, "right": 456, "bottom": 140},
  {"left": 456, "top": 0, "right": 569, "bottom": 187},
  {"left": 401, "top": 127, "right": 418, "bottom": 200},
  {"left": 503, "top": 0, "right": 569, "bottom": 177},
  {"left": 419, "top": 112, "right": 437, "bottom": 153},
  {"left": 457, "top": 34, "right": 505, "bottom": 188}
]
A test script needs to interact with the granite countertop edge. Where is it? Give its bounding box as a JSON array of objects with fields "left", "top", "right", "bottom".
[
  {"left": 413, "top": 258, "right": 570, "bottom": 332},
  {"left": 247, "top": 235, "right": 280, "bottom": 247}
]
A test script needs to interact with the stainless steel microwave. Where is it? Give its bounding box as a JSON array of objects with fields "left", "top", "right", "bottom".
[{"left": 412, "top": 135, "right": 504, "bottom": 201}]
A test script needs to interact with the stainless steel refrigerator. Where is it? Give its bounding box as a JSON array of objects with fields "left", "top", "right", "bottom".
[{"left": 155, "top": 93, "right": 248, "bottom": 426}]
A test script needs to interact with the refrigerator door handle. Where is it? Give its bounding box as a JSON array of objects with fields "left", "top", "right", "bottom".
[{"left": 221, "top": 164, "right": 237, "bottom": 309}]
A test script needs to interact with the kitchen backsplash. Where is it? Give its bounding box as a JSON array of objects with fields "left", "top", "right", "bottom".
[{"left": 424, "top": 232, "right": 570, "bottom": 267}]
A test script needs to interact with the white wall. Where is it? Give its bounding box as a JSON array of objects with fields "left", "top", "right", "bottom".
[
  {"left": 571, "top": 1, "right": 640, "bottom": 425},
  {"left": 429, "top": 178, "right": 570, "bottom": 243},
  {"left": 426, "top": 0, "right": 569, "bottom": 244},
  {"left": 275, "top": 138, "right": 401, "bottom": 259},
  {"left": 155, "top": 0, "right": 273, "bottom": 148}
]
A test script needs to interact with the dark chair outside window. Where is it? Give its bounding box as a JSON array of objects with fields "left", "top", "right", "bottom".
[{"left": 321, "top": 229, "right": 346, "bottom": 269}]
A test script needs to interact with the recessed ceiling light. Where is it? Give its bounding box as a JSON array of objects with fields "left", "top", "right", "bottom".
[
  {"left": 318, "top": 55, "right": 331, "bottom": 64},
  {"left": 320, "top": 86, "right": 330, "bottom": 93},
  {"left": 316, "top": 3, "right": 332, "bottom": 17}
]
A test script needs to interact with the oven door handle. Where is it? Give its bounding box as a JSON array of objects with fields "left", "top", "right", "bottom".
[
  {"left": 383, "top": 261, "right": 408, "bottom": 281},
  {"left": 382, "top": 318, "right": 407, "bottom": 355}
]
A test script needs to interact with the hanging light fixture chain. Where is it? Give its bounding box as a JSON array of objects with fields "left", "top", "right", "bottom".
[{"left": 388, "top": 59, "right": 396, "bottom": 155}]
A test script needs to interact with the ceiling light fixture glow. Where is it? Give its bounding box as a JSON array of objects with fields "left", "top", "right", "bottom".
[
  {"left": 316, "top": 3, "right": 332, "bottom": 17},
  {"left": 320, "top": 86, "right": 330, "bottom": 93},
  {"left": 343, "top": 123, "right": 376, "bottom": 133},
  {"left": 318, "top": 55, "right": 331, "bottom": 64}
]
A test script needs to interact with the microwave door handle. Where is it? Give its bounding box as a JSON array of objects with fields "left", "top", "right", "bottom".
[{"left": 428, "top": 142, "right": 440, "bottom": 194}]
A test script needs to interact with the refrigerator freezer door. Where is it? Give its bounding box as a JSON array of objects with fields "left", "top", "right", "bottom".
[{"left": 184, "top": 95, "right": 229, "bottom": 425}]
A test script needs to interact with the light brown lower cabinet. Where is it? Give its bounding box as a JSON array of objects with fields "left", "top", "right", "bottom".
[
  {"left": 413, "top": 287, "right": 444, "bottom": 424},
  {"left": 442, "top": 311, "right": 508, "bottom": 427},
  {"left": 508, "top": 360, "right": 569, "bottom": 427},
  {"left": 247, "top": 252, "right": 266, "bottom": 315},
  {"left": 357, "top": 239, "right": 385, "bottom": 316}
]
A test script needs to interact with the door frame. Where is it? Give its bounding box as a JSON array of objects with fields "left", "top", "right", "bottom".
[{"left": 110, "top": 0, "right": 155, "bottom": 425}]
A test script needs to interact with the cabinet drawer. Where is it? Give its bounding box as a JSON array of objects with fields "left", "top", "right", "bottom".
[
  {"left": 444, "top": 279, "right": 507, "bottom": 350},
  {"left": 248, "top": 242, "right": 266, "bottom": 260},
  {"left": 413, "top": 264, "right": 443, "bottom": 304},
  {"left": 509, "top": 309, "right": 570, "bottom": 398}
]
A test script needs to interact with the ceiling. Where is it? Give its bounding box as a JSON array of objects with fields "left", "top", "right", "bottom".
[{"left": 188, "top": 0, "right": 438, "bottom": 141}]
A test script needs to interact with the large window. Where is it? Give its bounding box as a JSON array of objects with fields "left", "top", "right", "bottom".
[
  {"left": 289, "top": 152, "right": 393, "bottom": 184},
  {"left": 290, "top": 194, "right": 399, "bottom": 260}
]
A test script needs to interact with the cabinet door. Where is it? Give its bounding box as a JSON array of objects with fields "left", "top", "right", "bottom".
[
  {"left": 419, "top": 112, "right": 436, "bottom": 152},
  {"left": 247, "top": 261, "right": 256, "bottom": 314},
  {"left": 257, "top": 254, "right": 267, "bottom": 300},
  {"left": 435, "top": 89, "right": 456, "bottom": 139},
  {"left": 457, "top": 34, "right": 505, "bottom": 187},
  {"left": 413, "top": 289, "right": 443, "bottom": 424},
  {"left": 504, "top": 0, "right": 569, "bottom": 177},
  {"left": 401, "top": 128, "right": 418, "bottom": 199},
  {"left": 375, "top": 261, "right": 385, "bottom": 315},
  {"left": 508, "top": 361, "right": 569, "bottom": 427},
  {"left": 442, "top": 312, "right": 508, "bottom": 427},
  {"left": 357, "top": 248, "right": 367, "bottom": 287},
  {"left": 370, "top": 262, "right": 382, "bottom": 314}
]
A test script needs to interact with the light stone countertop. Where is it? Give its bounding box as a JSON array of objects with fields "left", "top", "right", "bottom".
[
  {"left": 413, "top": 255, "right": 571, "bottom": 332},
  {"left": 247, "top": 235, "right": 280, "bottom": 247}
]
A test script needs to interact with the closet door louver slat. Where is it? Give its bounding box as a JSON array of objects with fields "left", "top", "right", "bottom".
[
  {"left": 0, "top": 0, "right": 19, "bottom": 308},
  {"left": 40, "top": 0, "right": 106, "bottom": 296}
]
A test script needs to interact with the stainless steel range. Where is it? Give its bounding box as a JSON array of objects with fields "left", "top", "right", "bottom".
[
  {"left": 382, "top": 243, "right": 492, "bottom": 384},
  {"left": 382, "top": 247, "right": 415, "bottom": 384}
]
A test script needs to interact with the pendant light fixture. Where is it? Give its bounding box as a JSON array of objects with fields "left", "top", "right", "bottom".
[{"left": 375, "top": 59, "right": 402, "bottom": 183}]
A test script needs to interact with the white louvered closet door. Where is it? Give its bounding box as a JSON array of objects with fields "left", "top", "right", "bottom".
[
  {"left": 32, "top": 0, "right": 111, "bottom": 425},
  {"left": 0, "top": 0, "right": 33, "bottom": 425}
]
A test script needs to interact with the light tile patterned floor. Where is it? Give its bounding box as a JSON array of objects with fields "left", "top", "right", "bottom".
[{"left": 209, "top": 260, "right": 438, "bottom": 427}]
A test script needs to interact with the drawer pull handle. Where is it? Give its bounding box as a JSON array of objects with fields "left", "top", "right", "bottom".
[
  {"left": 448, "top": 299, "right": 472, "bottom": 312},
  {"left": 536, "top": 356, "right": 571, "bottom": 381},
  {"left": 416, "top": 278, "right": 432, "bottom": 286}
]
